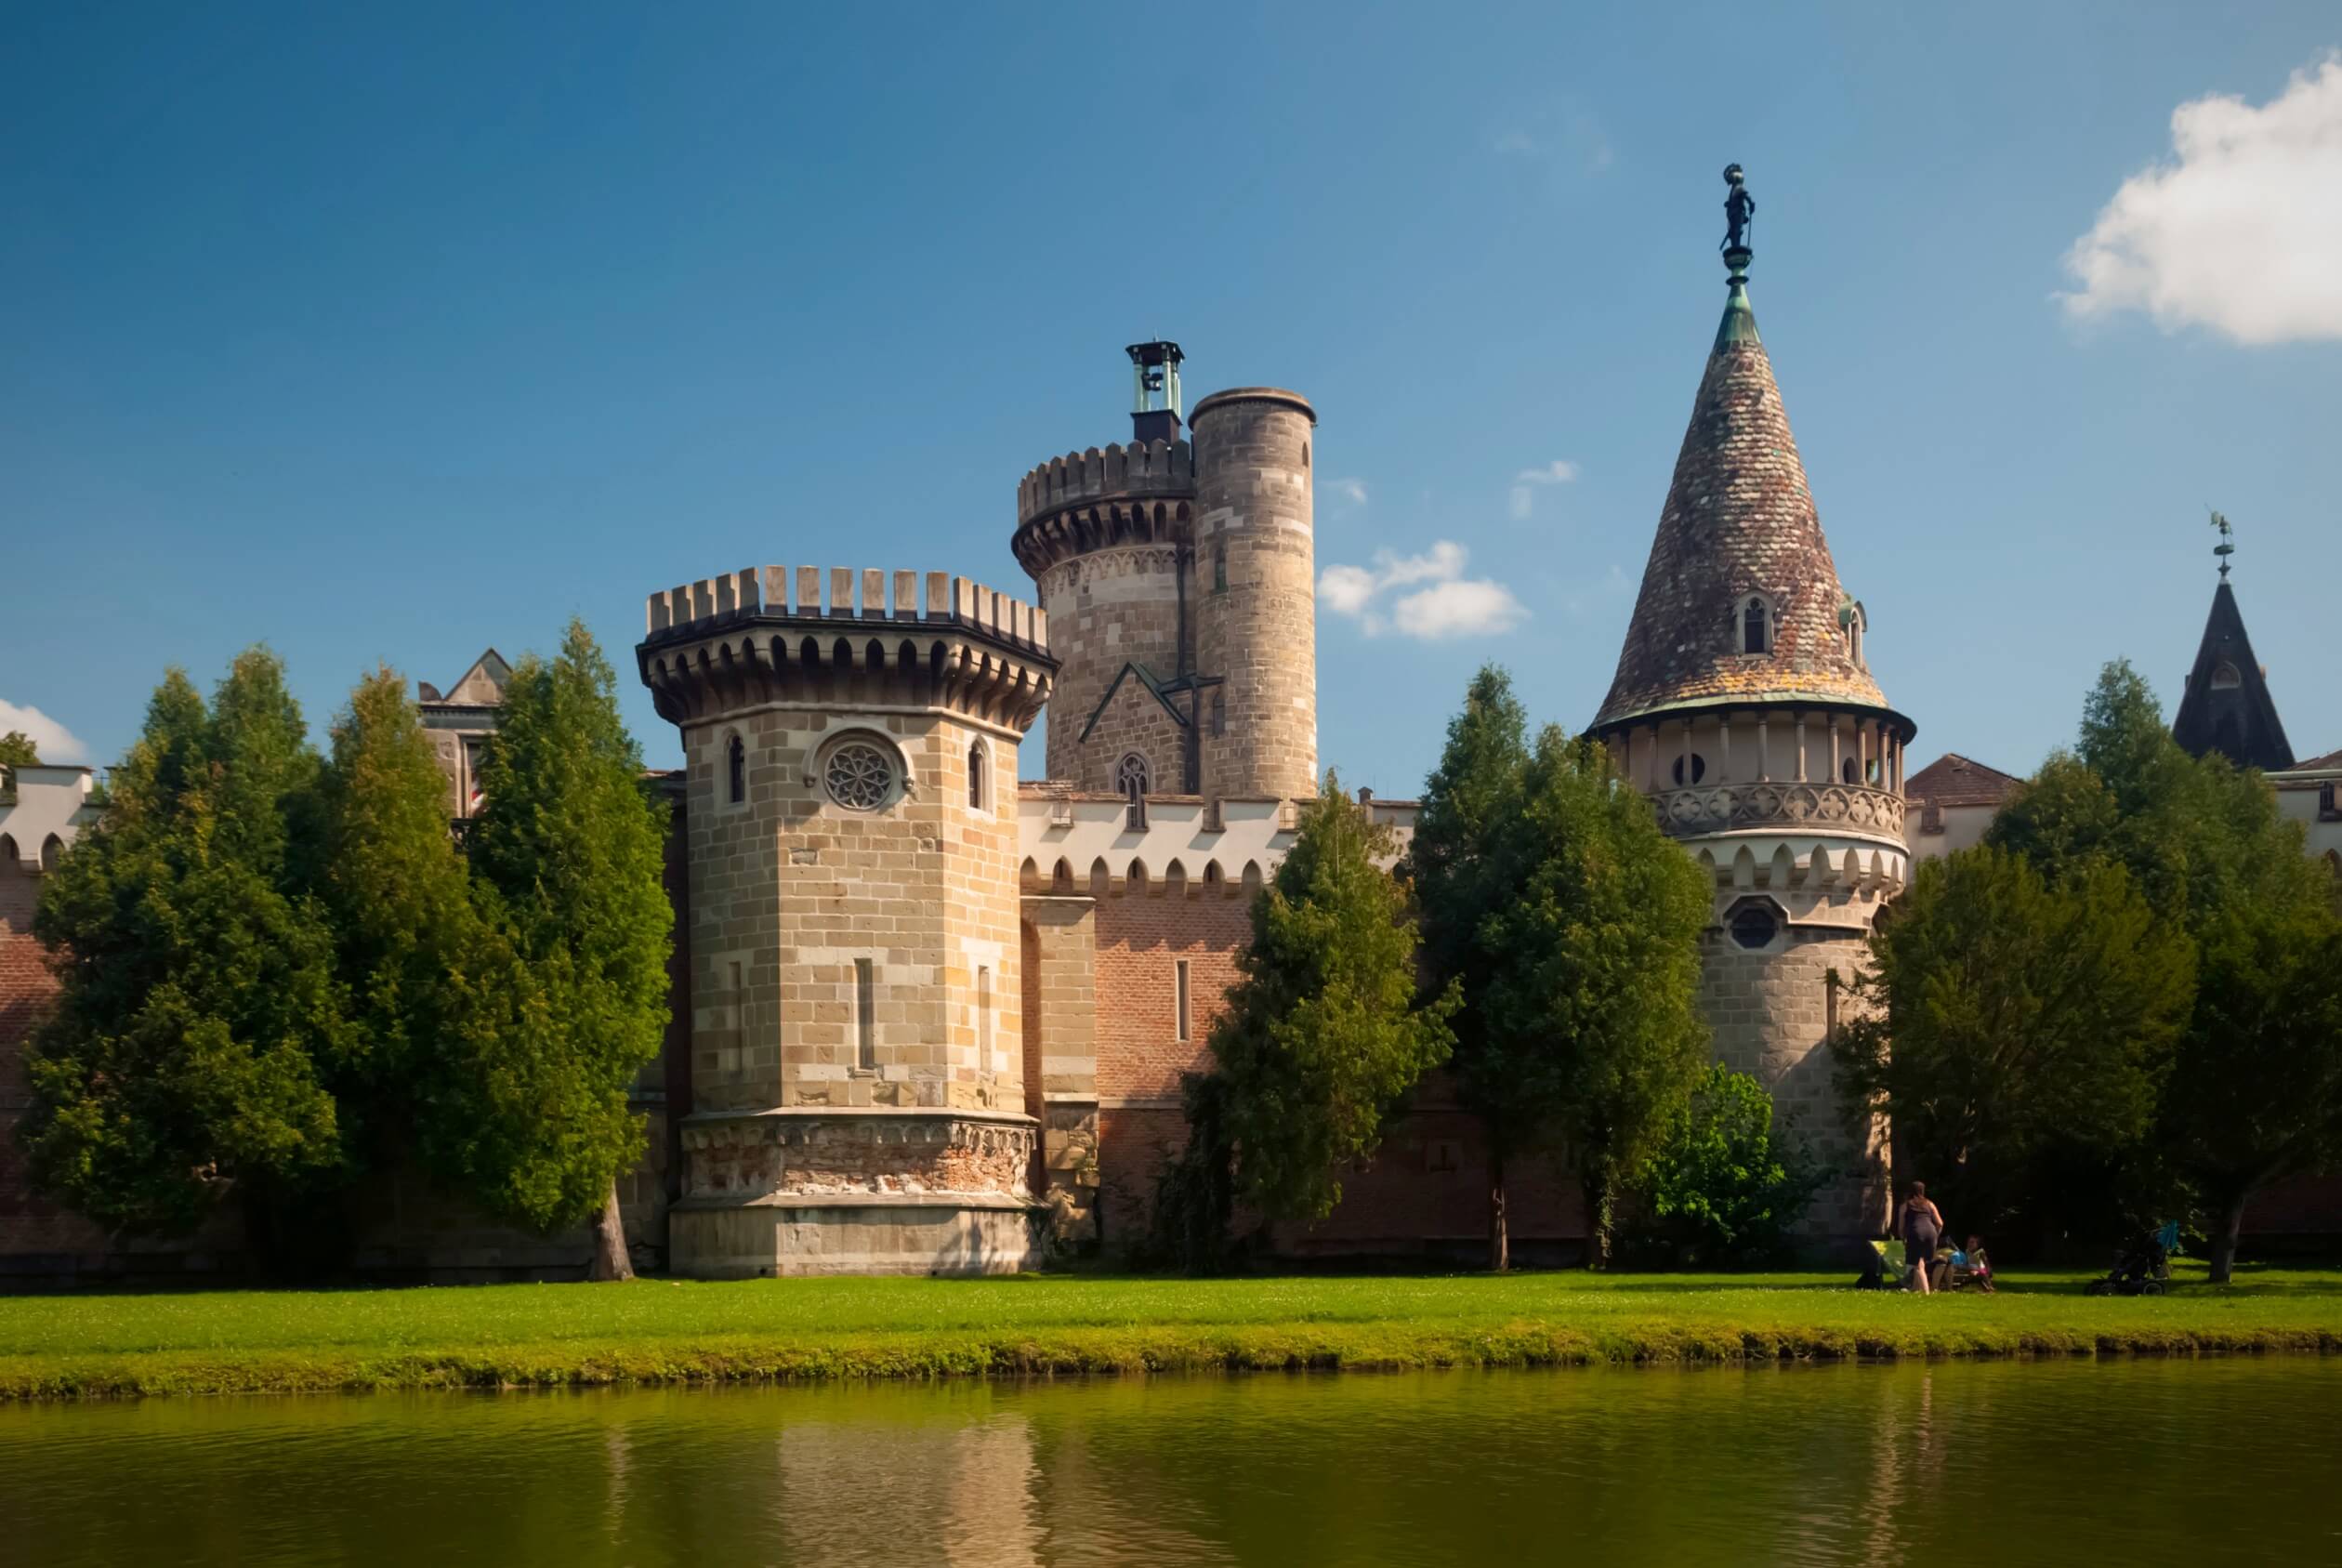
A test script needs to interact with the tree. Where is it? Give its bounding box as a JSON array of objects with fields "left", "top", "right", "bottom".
[
  {"left": 1983, "top": 660, "right": 2342, "bottom": 1279},
  {"left": 1404, "top": 666, "right": 1533, "bottom": 1268},
  {"left": 0, "top": 730, "right": 37, "bottom": 788},
  {"left": 1204, "top": 774, "right": 1457, "bottom": 1223},
  {"left": 20, "top": 656, "right": 352, "bottom": 1247},
  {"left": 1470, "top": 726, "right": 1713, "bottom": 1269},
  {"left": 314, "top": 667, "right": 478, "bottom": 1140},
  {"left": 437, "top": 619, "right": 672, "bottom": 1280},
  {"left": 1836, "top": 845, "right": 2194, "bottom": 1245},
  {"left": 1625, "top": 1062, "right": 1827, "bottom": 1269}
]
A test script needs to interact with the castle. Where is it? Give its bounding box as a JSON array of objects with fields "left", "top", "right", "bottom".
[{"left": 3, "top": 220, "right": 2335, "bottom": 1282}]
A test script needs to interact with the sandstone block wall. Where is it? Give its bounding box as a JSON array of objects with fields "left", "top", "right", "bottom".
[
  {"left": 1035, "top": 547, "right": 1188, "bottom": 790},
  {"left": 679, "top": 706, "right": 1024, "bottom": 1116},
  {"left": 1192, "top": 389, "right": 1317, "bottom": 802}
]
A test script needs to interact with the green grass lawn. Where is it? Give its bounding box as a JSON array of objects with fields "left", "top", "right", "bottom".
[{"left": 3, "top": 1260, "right": 2336, "bottom": 1400}]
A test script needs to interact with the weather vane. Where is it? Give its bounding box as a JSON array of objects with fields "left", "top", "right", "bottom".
[
  {"left": 2209, "top": 508, "right": 2235, "bottom": 579},
  {"left": 1722, "top": 164, "right": 1756, "bottom": 255}
]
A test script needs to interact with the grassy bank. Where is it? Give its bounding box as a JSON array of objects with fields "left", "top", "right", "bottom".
[{"left": 3, "top": 1261, "right": 2336, "bottom": 1400}]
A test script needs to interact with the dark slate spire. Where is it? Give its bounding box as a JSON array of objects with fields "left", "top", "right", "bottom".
[
  {"left": 2173, "top": 573, "right": 2293, "bottom": 771},
  {"left": 1595, "top": 170, "right": 1886, "bottom": 729}
]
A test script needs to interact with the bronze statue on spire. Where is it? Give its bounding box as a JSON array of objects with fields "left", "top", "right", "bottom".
[{"left": 1722, "top": 164, "right": 1756, "bottom": 253}]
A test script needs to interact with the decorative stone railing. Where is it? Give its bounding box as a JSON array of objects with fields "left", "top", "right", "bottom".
[{"left": 1652, "top": 780, "right": 1905, "bottom": 839}]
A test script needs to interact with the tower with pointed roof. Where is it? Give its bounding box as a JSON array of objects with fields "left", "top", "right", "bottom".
[
  {"left": 1591, "top": 170, "right": 1914, "bottom": 1242},
  {"left": 2172, "top": 519, "right": 2294, "bottom": 771}
]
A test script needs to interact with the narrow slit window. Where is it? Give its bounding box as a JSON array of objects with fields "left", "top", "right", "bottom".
[
  {"left": 727, "top": 734, "right": 746, "bottom": 804},
  {"left": 1175, "top": 958, "right": 1191, "bottom": 1042},
  {"left": 978, "top": 965, "right": 993, "bottom": 1070},
  {"left": 967, "top": 741, "right": 987, "bottom": 810},
  {"left": 854, "top": 958, "right": 875, "bottom": 1071},
  {"left": 1213, "top": 546, "right": 1228, "bottom": 592}
]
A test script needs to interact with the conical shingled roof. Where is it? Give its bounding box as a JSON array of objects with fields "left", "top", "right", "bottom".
[
  {"left": 2172, "top": 580, "right": 2292, "bottom": 771},
  {"left": 1594, "top": 263, "right": 1886, "bottom": 729}
]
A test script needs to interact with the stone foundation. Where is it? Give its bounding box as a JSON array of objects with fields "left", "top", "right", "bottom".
[{"left": 672, "top": 1106, "right": 1043, "bottom": 1276}]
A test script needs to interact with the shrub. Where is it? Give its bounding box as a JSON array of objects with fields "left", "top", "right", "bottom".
[{"left": 1624, "top": 1063, "right": 1827, "bottom": 1268}]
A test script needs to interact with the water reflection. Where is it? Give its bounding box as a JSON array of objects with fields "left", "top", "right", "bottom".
[{"left": 6, "top": 1360, "right": 2336, "bottom": 1566}]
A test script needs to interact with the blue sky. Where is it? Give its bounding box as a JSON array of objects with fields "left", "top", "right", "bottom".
[{"left": 6, "top": 3, "right": 2338, "bottom": 791}]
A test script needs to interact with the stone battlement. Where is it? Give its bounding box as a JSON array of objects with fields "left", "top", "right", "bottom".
[
  {"left": 1015, "top": 439, "right": 1195, "bottom": 531},
  {"left": 645, "top": 566, "right": 1046, "bottom": 654}
]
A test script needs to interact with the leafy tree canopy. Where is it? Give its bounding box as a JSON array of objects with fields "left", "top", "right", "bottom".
[
  {"left": 1625, "top": 1062, "right": 1827, "bottom": 1269},
  {"left": 1209, "top": 773, "right": 1457, "bottom": 1223}
]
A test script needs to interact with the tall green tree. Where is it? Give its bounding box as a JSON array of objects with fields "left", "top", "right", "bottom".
[
  {"left": 1837, "top": 845, "right": 2194, "bottom": 1247},
  {"left": 438, "top": 619, "right": 672, "bottom": 1280},
  {"left": 0, "top": 731, "right": 38, "bottom": 785},
  {"left": 1204, "top": 774, "right": 1457, "bottom": 1223},
  {"left": 315, "top": 667, "right": 479, "bottom": 1131},
  {"left": 1985, "top": 660, "right": 2342, "bottom": 1279},
  {"left": 20, "top": 655, "right": 351, "bottom": 1247},
  {"left": 1473, "top": 727, "right": 1713, "bottom": 1269},
  {"left": 1404, "top": 666, "right": 1532, "bottom": 1267}
]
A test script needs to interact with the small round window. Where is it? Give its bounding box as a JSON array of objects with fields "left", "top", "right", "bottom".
[
  {"left": 1730, "top": 903, "right": 1780, "bottom": 950},
  {"left": 1672, "top": 753, "right": 1707, "bottom": 786},
  {"left": 823, "top": 740, "right": 898, "bottom": 812}
]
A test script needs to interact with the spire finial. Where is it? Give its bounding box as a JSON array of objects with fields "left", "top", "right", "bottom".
[
  {"left": 2209, "top": 508, "right": 2235, "bottom": 580},
  {"left": 1721, "top": 164, "right": 1755, "bottom": 278}
]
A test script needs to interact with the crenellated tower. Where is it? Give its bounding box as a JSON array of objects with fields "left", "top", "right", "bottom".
[
  {"left": 637, "top": 565, "right": 1058, "bottom": 1276},
  {"left": 1010, "top": 343, "right": 1317, "bottom": 806},
  {"left": 1591, "top": 169, "right": 1914, "bottom": 1244}
]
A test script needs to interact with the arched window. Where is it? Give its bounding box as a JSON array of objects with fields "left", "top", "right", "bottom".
[
  {"left": 1742, "top": 597, "right": 1770, "bottom": 654},
  {"left": 1849, "top": 605, "right": 1866, "bottom": 667},
  {"left": 1842, "top": 757, "right": 1860, "bottom": 785},
  {"left": 726, "top": 734, "right": 746, "bottom": 804},
  {"left": 2211, "top": 661, "right": 2243, "bottom": 691},
  {"left": 1117, "top": 752, "right": 1151, "bottom": 830},
  {"left": 967, "top": 741, "right": 988, "bottom": 811}
]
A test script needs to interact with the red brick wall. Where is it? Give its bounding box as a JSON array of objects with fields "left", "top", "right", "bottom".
[{"left": 1092, "top": 886, "right": 1250, "bottom": 1104}]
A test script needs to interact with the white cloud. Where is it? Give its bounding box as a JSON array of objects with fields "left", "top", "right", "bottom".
[
  {"left": 1493, "top": 110, "right": 1612, "bottom": 172},
  {"left": 1390, "top": 580, "right": 1530, "bottom": 640},
  {"left": 1330, "top": 477, "right": 1369, "bottom": 506},
  {"left": 1316, "top": 541, "right": 1528, "bottom": 641},
  {"left": 1509, "top": 458, "right": 1580, "bottom": 520},
  {"left": 2061, "top": 55, "right": 2342, "bottom": 345},
  {"left": 0, "top": 699, "right": 88, "bottom": 763}
]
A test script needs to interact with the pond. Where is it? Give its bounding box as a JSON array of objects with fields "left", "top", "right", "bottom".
[{"left": 6, "top": 1358, "right": 2335, "bottom": 1565}]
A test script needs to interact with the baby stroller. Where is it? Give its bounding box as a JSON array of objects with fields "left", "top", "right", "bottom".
[{"left": 2085, "top": 1222, "right": 2178, "bottom": 1296}]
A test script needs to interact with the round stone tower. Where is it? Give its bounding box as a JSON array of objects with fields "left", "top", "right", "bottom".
[
  {"left": 1191, "top": 387, "right": 1319, "bottom": 802},
  {"left": 638, "top": 564, "right": 1058, "bottom": 1276},
  {"left": 1591, "top": 174, "right": 1913, "bottom": 1245}
]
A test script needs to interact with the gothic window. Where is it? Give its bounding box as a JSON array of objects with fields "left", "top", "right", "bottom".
[
  {"left": 726, "top": 734, "right": 746, "bottom": 805},
  {"left": 1742, "top": 597, "right": 1770, "bottom": 654},
  {"left": 1118, "top": 752, "right": 1151, "bottom": 830},
  {"left": 1849, "top": 604, "right": 1866, "bottom": 667},
  {"left": 1671, "top": 753, "right": 1707, "bottom": 786},
  {"left": 967, "top": 741, "right": 988, "bottom": 811},
  {"left": 822, "top": 736, "right": 901, "bottom": 812}
]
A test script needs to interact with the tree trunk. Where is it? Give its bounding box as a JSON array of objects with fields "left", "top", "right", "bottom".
[
  {"left": 1583, "top": 1162, "right": 1612, "bottom": 1272},
  {"left": 1488, "top": 1150, "right": 1509, "bottom": 1273},
  {"left": 2209, "top": 1187, "right": 2249, "bottom": 1286},
  {"left": 589, "top": 1176, "right": 635, "bottom": 1282}
]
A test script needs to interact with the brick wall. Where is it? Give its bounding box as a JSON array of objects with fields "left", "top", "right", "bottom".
[{"left": 1092, "top": 884, "right": 1250, "bottom": 1105}]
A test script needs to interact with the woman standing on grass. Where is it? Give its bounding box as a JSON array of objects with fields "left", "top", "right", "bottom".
[{"left": 1900, "top": 1182, "right": 1945, "bottom": 1295}]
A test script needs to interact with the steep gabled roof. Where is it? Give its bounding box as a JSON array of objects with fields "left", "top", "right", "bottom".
[
  {"left": 2171, "top": 581, "right": 2292, "bottom": 771},
  {"left": 1904, "top": 752, "right": 2024, "bottom": 810},
  {"left": 1596, "top": 255, "right": 1887, "bottom": 729}
]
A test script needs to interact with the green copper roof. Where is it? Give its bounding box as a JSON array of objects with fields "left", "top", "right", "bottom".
[{"left": 1714, "top": 246, "right": 1760, "bottom": 351}]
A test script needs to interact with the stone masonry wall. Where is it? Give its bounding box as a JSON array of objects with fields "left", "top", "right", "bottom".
[
  {"left": 1036, "top": 547, "right": 1187, "bottom": 791},
  {"left": 1020, "top": 895, "right": 1099, "bottom": 1226},
  {"left": 1697, "top": 921, "right": 1887, "bottom": 1241},
  {"left": 680, "top": 705, "right": 1025, "bottom": 1117},
  {"left": 1193, "top": 390, "right": 1317, "bottom": 802},
  {"left": 1079, "top": 675, "right": 1191, "bottom": 796}
]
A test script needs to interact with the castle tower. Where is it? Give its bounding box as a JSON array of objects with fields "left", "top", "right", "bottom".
[
  {"left": 638, "top": 566, "right": 1057, "bottom": 1276},
  {"left": 1591, "top": 170, "right": 1914, "bottom": 1243},
  {"left": 1011, "top": 348, "right": 1318, "bottom": 806},
  {"left": 2172, "top": 516, "right": 2294, "bottom": 771},
  {"left": 1191, "top": 387, "right": 1319, "bottom": 802}
]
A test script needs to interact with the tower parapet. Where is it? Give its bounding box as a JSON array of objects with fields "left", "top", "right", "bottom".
[
  {"left": 638, "top": 561, "right": 1056, "bottom": 1278},
  {"left": 1010, "top": 440, "right": 1195, "bottom": 576}
]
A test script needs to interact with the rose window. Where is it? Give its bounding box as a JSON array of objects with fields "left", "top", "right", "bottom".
[{"left": 823, "top": 742, "right": 896, "bottom": 811}]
